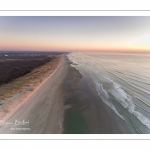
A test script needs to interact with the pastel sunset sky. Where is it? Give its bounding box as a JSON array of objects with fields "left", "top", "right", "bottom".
[{"left": 0, "top": 16, "right": 150, "bottom": 52}]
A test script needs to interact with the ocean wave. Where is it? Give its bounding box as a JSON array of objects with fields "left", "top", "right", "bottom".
[
  {"left": 95, "top": 78, "right": 150, "bottom": 130},
  {"left": 67, "top": 52, "right": 150, "bottom": 132},
  {"left": 94, "top": 80, "right": 125, "bottom": 121}
]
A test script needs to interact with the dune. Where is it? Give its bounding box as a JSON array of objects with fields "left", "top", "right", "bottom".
[{"left": 0, "top": 55, "right": 67, "bottom": 134}]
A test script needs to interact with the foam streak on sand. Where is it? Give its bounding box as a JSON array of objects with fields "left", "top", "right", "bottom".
[{"left": 0, "top": 55, "right": 67, "bottom": 134}]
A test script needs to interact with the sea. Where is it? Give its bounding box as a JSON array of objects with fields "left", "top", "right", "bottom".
[{"left": 67, "top": 52, "right": 150, "bottom": 134}]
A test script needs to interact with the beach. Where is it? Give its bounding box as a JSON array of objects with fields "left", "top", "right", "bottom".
[
  {"left": 0, "top": 55, "right": 123, "bottom": 134},
  {"left": 0, "top": 55, "right": 66, "bottom": 133}
]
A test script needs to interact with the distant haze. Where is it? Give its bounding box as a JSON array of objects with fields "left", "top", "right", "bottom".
[{"left": 0, "top": 16, "right": 150, "bottom": 52}]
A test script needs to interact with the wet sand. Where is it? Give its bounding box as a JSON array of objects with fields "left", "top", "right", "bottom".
[{"left": 63, "top": 59, "right": 123, "bottom": 134}]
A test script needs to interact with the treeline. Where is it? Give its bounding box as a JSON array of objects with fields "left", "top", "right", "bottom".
[{"left": 0, "top": 52, "right": 65, "bottom": 85}]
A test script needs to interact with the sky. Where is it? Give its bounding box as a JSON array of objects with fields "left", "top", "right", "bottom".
[{"left": 0, "top": 16, "right": 150, "bottom": 52}]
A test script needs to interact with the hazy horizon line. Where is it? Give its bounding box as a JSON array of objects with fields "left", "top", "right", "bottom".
[{"left": 0, "top": 49, "right": 150, "bottom": 54}]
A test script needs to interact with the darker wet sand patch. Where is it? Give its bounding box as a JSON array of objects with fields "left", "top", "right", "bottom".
[{"left": 62, "top": 58, "right": 123, "bottom": 134}]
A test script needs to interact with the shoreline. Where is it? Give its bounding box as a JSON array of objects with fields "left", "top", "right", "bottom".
[{"left": 62, "top": 58, "right": 123, "bottom": 134}]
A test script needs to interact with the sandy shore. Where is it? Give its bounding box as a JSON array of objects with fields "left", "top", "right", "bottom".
[
  {"left": 0, "top": 55, "right": 67, "bottom": 134},
  {"left": 0, "top": 55, "right": 123, "bottom": 134}
]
